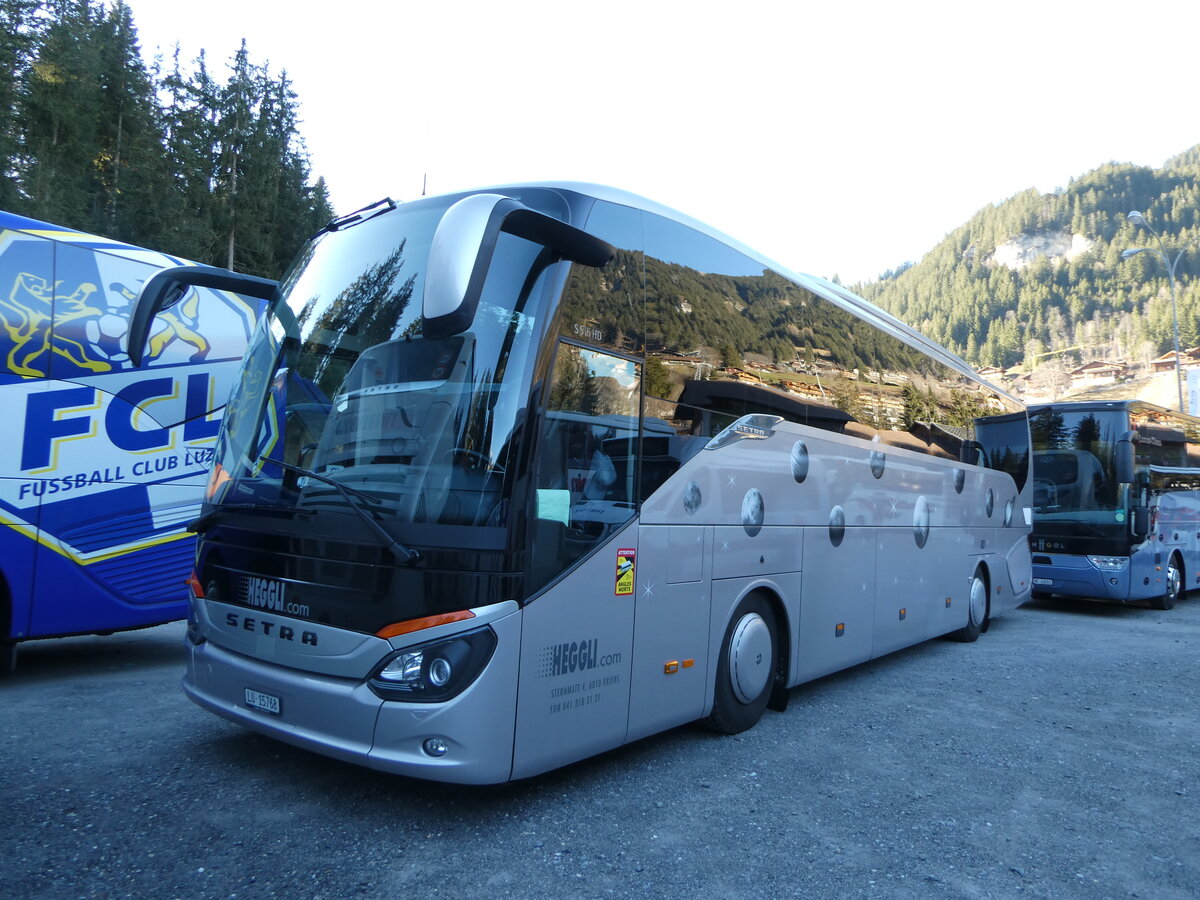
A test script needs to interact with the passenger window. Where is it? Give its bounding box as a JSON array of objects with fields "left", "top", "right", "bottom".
[
  {"left": 529, "top": 343, "right": 641, "bottom": 593},
  {"left": 558, "top": 200, "right": 645, "bottom": 356}
]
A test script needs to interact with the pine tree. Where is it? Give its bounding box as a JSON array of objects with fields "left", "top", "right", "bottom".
[
  {"left": 20, "top": 0, "right": 108, "bottom": 229},
  {"left": 0, "top": 0, "right": 42, "bottom": 211}
]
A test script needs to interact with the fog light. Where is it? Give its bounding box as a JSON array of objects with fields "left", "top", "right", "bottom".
[
  {"left": 423, "top": 738, "right": 449, "bottom": 757},
  {"left": 429, "top": 656, "right": 452, "bottom": 687},
  {"left": 1110, "top": 578, "right": 1119, "bottom": 585}
]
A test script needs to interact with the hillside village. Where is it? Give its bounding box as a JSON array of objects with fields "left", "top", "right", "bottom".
[{"left": 651, "top": 339, "right": 1200, "bottom": 437}]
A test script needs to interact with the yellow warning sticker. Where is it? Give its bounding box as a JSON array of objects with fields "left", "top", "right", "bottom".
[{"left": 615, "top": 548, "right": 636, "bottom": 596}]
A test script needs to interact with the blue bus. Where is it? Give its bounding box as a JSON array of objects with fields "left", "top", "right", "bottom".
[
  {"left": 0, "top": 211, "right": 260, "bottom": 670},
  {"left": 1030, "top": 400, "right": 1200, "bottom": 609}
]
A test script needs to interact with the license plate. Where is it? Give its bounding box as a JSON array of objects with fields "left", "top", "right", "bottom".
[
  {"left": 1032, "top": 577, "right": 1053, "bottom": 586},
  {"left": 244, "top": 688, "right": 281, "bottom": 715}
]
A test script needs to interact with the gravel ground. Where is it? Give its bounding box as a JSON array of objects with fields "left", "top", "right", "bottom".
[{"left": 2, "top": 595, "right": 1197, "bottom": 899}]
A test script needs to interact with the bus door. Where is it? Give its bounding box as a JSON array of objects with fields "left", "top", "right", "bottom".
[
  {"left": 511, "top": 345, "right": 640, "bottom": 779},
  {"left": 626, "top": 521, "right": 712, "bottom": 743},
  {"left": 0, "top": 228, "right": 55, "bottom": 639}
]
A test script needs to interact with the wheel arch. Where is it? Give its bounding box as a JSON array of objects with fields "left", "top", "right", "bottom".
[
  {"left": 749, "top": 585, "right": 790, "bottom": 690},
  {"left": 1171, "top": 549, "right": 1186, "bottom": 587},
  {"left": 974, "top": 560, "right": 992, "bottom": 631},
  {"left": 732, "top": 583, "right": 791, "bottom": 713},
  {"left": 704, "top": 580, "right": 795, "bottom": 731}
]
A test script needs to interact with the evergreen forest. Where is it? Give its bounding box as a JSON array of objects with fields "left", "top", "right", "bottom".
[
  {"left": 0, "top": 0, "right": 333, "bottom": 278},
  {"left": 858, "top": 146, "right": 1200, "bottom": 375}
]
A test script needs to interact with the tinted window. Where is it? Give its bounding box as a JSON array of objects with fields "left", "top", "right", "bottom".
[
  {"left": 1130, "top": 407, "right": 1200, "bottom": 467},
  {"left": 558, "top": 200, "right": 644, "bottom": 356},
  {"left": 529, "top": 343, "right": 641, "bottom": 593},
  {"left": 636, "top": 212, "right": 1018, "bottom": 466}
]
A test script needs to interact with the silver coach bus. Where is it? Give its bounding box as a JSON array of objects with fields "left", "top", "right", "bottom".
[{"left": 128, "top": 184, "right": 1032, "bottom": 783}]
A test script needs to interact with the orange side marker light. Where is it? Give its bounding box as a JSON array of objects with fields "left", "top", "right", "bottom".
[{"left": 376, "top": 609, "right": 475, "bottom": 639}]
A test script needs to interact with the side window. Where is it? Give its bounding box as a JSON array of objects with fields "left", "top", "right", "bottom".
[
  {"left": 529, "top": 343, "right": 641, "bottom": 593},
  {"left": 640, "top": 213, "right": 793, "bottom": 444},
  {"left": 558, "top": 200, "right": 644, "bottom": 356},
  {"left": 633, "top": 212, "right": 928, "bottom": 453}
]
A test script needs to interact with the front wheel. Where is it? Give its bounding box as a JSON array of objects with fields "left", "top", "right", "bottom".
[
  {"left": 1150, "top": 556, "right": 1182, "bottom": 610},
  {"left": 0, "top": 639, "right": 16, "bottom": 674},
  {"left": 951, "top": 568, "right": 987, "bottom": 643},
  {"left": 705, "top": 593, "right": 780, "bottom": 734}
]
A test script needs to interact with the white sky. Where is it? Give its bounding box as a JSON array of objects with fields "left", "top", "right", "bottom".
[{"left": 124, "top": 0, "right": 1200, "bottom": 285}]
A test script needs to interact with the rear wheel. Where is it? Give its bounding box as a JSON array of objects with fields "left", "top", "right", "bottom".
[
  {"left": 952, "top": 568, "right": 987, "bottom": 643},
  {"left": 1150, "top": 556, "right": 1182, "bottom": 610},
  {"left": 705, "top": 593, "right": 779, "bottom": 734},
  {"left": 0, "top": 591, "right": 14, "bottom": 674}
]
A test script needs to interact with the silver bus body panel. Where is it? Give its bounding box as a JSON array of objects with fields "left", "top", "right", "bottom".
[
  {"left": 183, "top": 604, "right": 523, "bottom": 784},
  {"left": 183, "top": 639, "right": 383, "bottom": 767},
  {"left": 625, "top": 524, "right": 715, "bottom": 742},
  {"left": 511, "top": 528, "right": 637, "bottom": 781},
  {"left": 640, "top": 419, "right": 1025, "bottom": 685},
  {"left": 196, "top": 598, "right": 391, "bottom": 679},
  {"left": 367, "top": 610, "right": 522, "bottom": 785}
]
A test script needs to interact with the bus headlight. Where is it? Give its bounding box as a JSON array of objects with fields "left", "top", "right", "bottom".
[
  {"left": 1087, "top": 556, "right": 1128, "bottom": 572},
  {"left": 369, "top": 626, "right": 497, "bottom": 702}
]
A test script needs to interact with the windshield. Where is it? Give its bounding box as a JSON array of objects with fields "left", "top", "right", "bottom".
[
  {"left": 973, "top": 411, "right": 1031, "bottom": 493},
  {"left": 1029, "top": 407, "right": 1128, "bottom": 544},
  {"left": 209, "top": 197, "right": 557, "bottom": 546}
]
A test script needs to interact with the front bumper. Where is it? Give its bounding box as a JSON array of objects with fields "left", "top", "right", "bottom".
[{"left": 182, "top": 609, "right": 523, "bottom": 784}]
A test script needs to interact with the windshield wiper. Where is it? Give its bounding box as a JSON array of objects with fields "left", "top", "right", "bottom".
[
  {"left": 262, "top": 456, "right": 422, "bottom": 566},
  {"left": 309, "top": 198, "right": 397, "bottom": 240}
]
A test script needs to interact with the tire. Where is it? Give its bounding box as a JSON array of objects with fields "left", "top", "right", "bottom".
[
  {"left": 1150, "top": 555, "right": 1182, "bottom": 611},
  {"left": 705, "top": 593, "right": 780, "bottom": 734},
  {"left": 952, "top": 568, "right": 988, "bottom": 643},
  {"left": 0, "top": 640, "right": 16, "bottom": 675}
]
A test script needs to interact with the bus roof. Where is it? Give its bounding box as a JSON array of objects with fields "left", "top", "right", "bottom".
[{"left": 0, "top": 209, "right": 191, "bottom": 267}]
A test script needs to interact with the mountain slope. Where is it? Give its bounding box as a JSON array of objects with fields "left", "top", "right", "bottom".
[{"left": 857, "top": 147, "right": 1200, "bottom": 376}]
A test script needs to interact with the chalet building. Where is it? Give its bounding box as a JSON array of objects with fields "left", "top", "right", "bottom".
[
  {"left": 779, "top": 380, "right": 825, "bottom": 399},
  {"left": 1069, "top": 360, "right": 1128, "bottom": 387},
  {"left": 656, "top": 354, "right": 708, "bottom": 367},
  {"left": 1150, "top": 348, "right": 1200, "bottom": 373}
]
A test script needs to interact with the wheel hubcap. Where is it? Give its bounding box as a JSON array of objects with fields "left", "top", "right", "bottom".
[
  {"left": 729, "top": 612, "right": 772, "bottom": 704},
  {"left": 969, "top": 576, "right": 987, "bottom": 626}
]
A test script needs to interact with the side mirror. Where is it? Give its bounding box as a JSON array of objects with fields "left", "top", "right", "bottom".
[
  {"left": 127, "top": 264, "right": 278, "bottom": 367},
  {"left": 422, "top": 194, "right": 615, "bottom": 339},
  {"left": 959, "top": 439, "right": 983, "bottom": 466},
  {"left": 1132, "top": 505, "right": 1150, "bottom": 539},
  {"left": 1115, "top": 431, "right": 1136, "bottom": 484}
]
